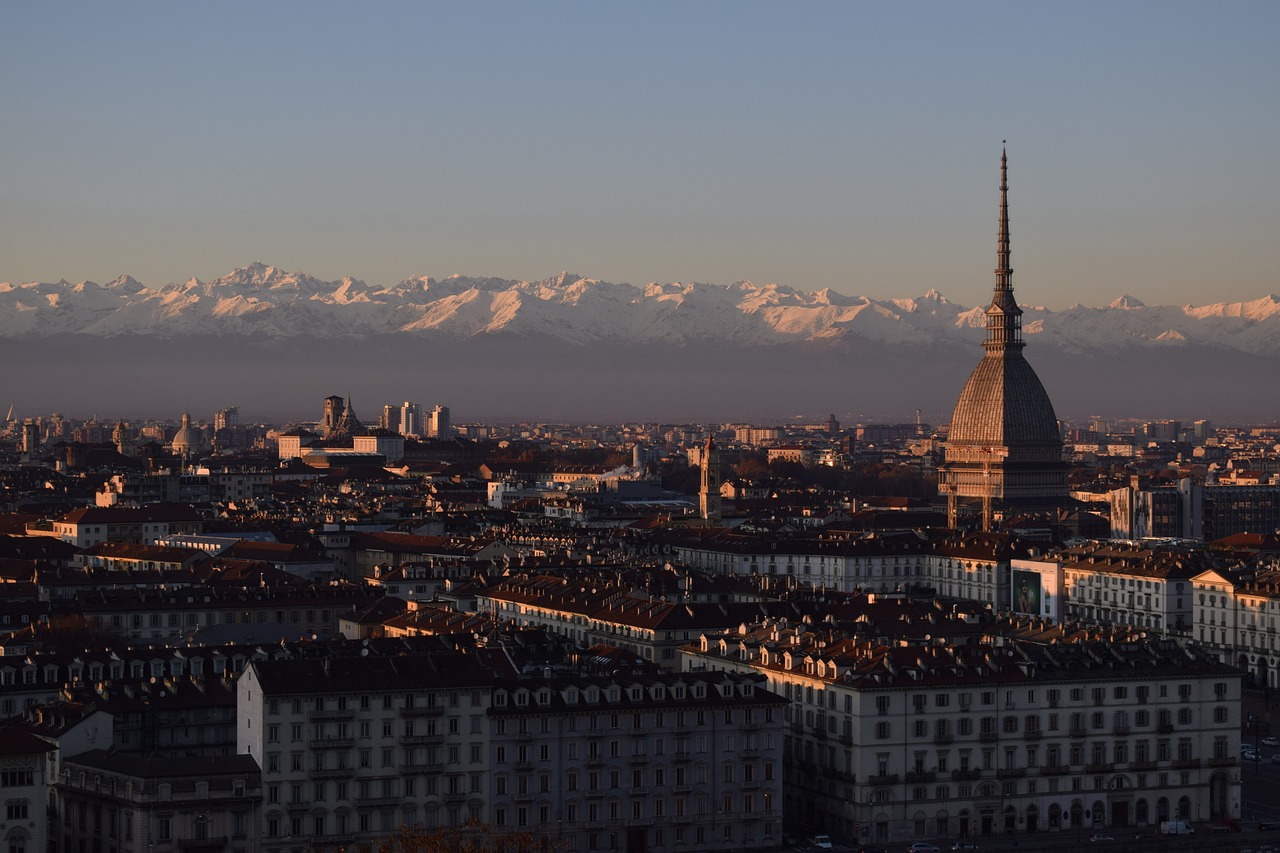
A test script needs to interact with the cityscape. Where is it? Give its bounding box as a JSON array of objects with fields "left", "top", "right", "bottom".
[
  {"left": 2, "top": 157, "right": 1279, "bottom": 851},
  {"left": 3, "top": 4, "right": 1279, "bottom": 853}
]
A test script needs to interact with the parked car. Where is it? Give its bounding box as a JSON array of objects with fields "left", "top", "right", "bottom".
[
  {"left": 951, "top": 842, "right": 979, "bottom": 851},
  {"left": 812, "top": 835, "right": 834, "bottom": 850},
  {"left": 908, "top": 844, "right": 940, "bottom": 853},
  {"left": 1089, "top": 835, "right": 1115, "bottom": 842},
  {"left": 1262, "top": 736, "right": 1278, "bottom": 746}
]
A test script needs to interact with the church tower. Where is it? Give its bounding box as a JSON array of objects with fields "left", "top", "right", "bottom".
[
  {"left": 938, "top": 147, "right": 1068, "bottom": 527},
  {"left": 699, "top": 434, "right": 722, "bottom": 523}
]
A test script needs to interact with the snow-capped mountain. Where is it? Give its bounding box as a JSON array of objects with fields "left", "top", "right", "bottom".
[{"left": 3, "top": 262, "right": 1280, "bottom": 355}]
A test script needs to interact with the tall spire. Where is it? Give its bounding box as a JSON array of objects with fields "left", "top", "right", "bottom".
[{"left": 985, "top": 142, "right": 1023, "bottom": 351}]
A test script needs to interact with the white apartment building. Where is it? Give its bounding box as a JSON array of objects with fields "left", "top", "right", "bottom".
[
  {"left": 237, "top": 649, "right": 784, "bottom": 853},
  {"left": 684, "top": 621, "right": 1240, "bottom": 847},
  {"left": 487, "top": 671, "right": 785, "bottom": 853},
  {"left": 1192, "top": 566, "right": 1280, "bottom": 688},
  {"left": 667, "top": 530, "right": 1024, "bottom": 604}
]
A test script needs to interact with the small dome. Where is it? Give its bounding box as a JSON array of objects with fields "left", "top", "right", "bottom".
[{"left": 171, "top": 412, "right": 202, "bottom": 456}]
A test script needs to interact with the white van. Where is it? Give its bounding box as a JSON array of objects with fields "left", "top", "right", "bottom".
[{"left": 1159, "top": 820, "right": 1194, "bottom": 835}]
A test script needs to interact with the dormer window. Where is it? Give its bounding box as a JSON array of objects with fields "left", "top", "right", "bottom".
[
  {"left": 516, "top": 692, "right": 528, "bottom": 706},
  {"left": 494, "top": 693, "right": 508, "bottom": 707}
]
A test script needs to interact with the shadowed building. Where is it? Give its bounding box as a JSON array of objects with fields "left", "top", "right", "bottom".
[{"left": 939, "top": 148, "right": 1068, "bottom": 527}]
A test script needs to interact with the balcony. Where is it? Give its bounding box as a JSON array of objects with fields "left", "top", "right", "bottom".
[
  {"left": 950, "top": 769, "right": 981, "bottom": 782},
  {"left": 933, "top": 733, "right": 954, "bottom": 745},
  {"left": 178, "top": 839, "right": 229, "bottom": 852},
  {"left": 400, "top": 705, "right": 445, "bottom": 717},
  {"left": 996, "top": 768, "right": 1026, "bottom": 779},
  {"left": 838, "top": 735, "right": 855, "bottom": 747},
  {"left": 312, "top": 834, "right": 356, "bottom": 847},
  {"left": 628, "top": 754, "right": 649, "bottom": 764},
  {"left": 309, "top": 709, "right": 355, "bottom": 722},
  {"left": 978, "top": 731, "right": 998, "bottom": 743},
  {"left": 905, "top": 771, "right": 936, "bottom": 784},
  {"left": 1207, "top": 756, "right": 1238, "bottom": 767},
  {"left": 400, "top": 734, "right": 443, "bottom": 746},
  {"left": 1130, "top": 761, "right": 1157, "bottom": 771},
  {"left": 1068, "top": 725, "right": 1087, "bottom": 738},
  {"left": 311, "top": 767, "right": 354, "bottom": 779},
  {"left": 1084, "top": 762, "right": 1115, "bottom": 774},
  {"left": 356, "top": 795, "right": 399, "bottom": 807},
  {"left": 310, "top": 737, "right": 353, "bottom": 750},
  {"left": 1113, "top": 725, "right": 1131, "bottom": 736},
  {"left": 1039, "top": 765, "right": 1069, "bottom": 776},
  {"left": 400, "top": 761, "right": 445, "bottom": 773},
  {"left": 1171, "top": 759, "right": 1201, "bottom": 769},
  {"left": 1022, "top": 730, "right": 1043, "bottom": 741},
  {"left": 867, "top": 774, "right": 899, "bottom": 785},
  {"left": 1157, "top": 723, "right": 1174, "bottom": 734}
]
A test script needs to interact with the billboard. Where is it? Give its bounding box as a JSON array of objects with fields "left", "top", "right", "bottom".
[
  {"left": 1012, "top": 569, "right": 1042, "bottom": 616},
  {"left": 1010, "top": 560, "right": 1062, "bottom": 621}
]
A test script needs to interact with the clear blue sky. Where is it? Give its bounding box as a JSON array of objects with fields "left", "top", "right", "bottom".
[{"left": 2, "top": 1, "right": 1277, "bottom": 310}]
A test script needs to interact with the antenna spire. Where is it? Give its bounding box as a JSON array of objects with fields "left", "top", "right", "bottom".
[{"left": 984, "top": 143, "right": 1023, "bottom": 351}]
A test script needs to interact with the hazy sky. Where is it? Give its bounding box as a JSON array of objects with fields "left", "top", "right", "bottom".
[{"left": 2, "top": 1, "right": 1277, "bottom": 310}]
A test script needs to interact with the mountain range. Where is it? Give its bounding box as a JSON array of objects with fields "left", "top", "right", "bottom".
[
  {"left": 4, "top": 262, "right": 1280, "bottom": 354},
  {"left": 3, "top": 263, "right": 1278, "bottom": 423}
]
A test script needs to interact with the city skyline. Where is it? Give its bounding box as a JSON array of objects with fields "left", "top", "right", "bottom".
[{"left": 3, "top": 2, "right": 1278, "bottom": 311}]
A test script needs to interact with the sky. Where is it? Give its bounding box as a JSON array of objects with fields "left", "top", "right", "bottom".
[{"left": 2, "top": 1, "right": 1277, "bottom": 311}]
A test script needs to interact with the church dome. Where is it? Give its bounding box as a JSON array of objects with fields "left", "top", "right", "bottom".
[
  {"left": 171, "top": 412, "right": 202, "bottom": 456},
  {"left": 947, "top": 352, "right": 1060, "bottom": 448}
]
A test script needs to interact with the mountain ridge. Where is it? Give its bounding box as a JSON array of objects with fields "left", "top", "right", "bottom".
[{"left": 5, "top": 263, "right": 1280, "bottom": 355}]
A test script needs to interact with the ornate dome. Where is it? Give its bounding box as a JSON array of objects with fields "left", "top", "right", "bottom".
[
  {"left": 948, "top": 351, "right": 1060, "bottom": 448},
  {"left": 171, "top": 412, "right": 202, "bottom": 456}
]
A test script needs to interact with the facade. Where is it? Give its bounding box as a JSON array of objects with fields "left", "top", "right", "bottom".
[
  {"left": 56, "top": 750, "right": 261, "bottom": 853},
  {"left": 238, "top": 649, "right": 783, "bottom": 853},
  {"left": 1192, "top": 566, "right": 1280, "bottom": 688},
  {"left": 429, "top": 405, "right": 451, "bottom": 439},
  {"left": 1020, "top": 541, "right": 1202, "bottom": 635},
  {"left": 666, "top": 529, "right": 1026, "bottom": 607},
  {"left": 1108, "top": 477, "right": 1280, "bottom": 542},
  {"left": 938, "top": 149, "right": 1067, "bottom": 522},
  {"left": 685, "top": 623, "right": 1241, "bottom": 845},
  {"left": 52, "top": 505, "right": 205, "bottom": 549},
  {"left": 399, "top": 402, "right": 422, "bottom": 438},
  {"left": 0, "top": 726, "right": 57, "bottom": 853},
  {"left": 487, "top": 672, "right": 785, "bottom": 853}
]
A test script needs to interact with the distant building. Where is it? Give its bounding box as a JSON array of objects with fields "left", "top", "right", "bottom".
[
  {"left": 429, "top": 404, "right": 452, "bottom": 439},
  {"left": 699, "top": 435, "right": 722, "bottom": 523},
  {"left": 400, "top": 401, "right": 423, "bottom": 438}
]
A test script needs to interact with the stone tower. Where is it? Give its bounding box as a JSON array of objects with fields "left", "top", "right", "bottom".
[{"left": 938, "top": 147, "right": 1068, "bottom": 527}]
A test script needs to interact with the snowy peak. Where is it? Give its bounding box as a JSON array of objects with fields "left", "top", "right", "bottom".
[{"left": 1108, "top": 294, "right": 1146, "bottom": 310}]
